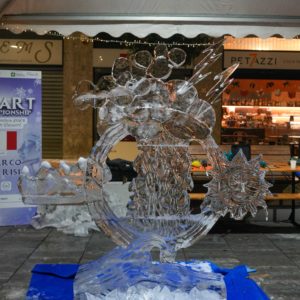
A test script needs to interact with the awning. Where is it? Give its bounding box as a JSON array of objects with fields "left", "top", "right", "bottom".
[{"left": 1, "top": 0, "right": 300, "bottom": 38}]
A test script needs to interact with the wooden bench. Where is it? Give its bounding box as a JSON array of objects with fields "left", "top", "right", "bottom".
[
  {"left": 189, "top": 144, "right": 291, "bottom": 164},
  {"left": 251, "top": 145, "right": 290, "bottom": 164},
  {"left": 189, "top": 192, "right": 300, "bottom": 223},
  {"left": 189, "top": 144, "right": 293, "bottom": 185},
  {"left": 189, "top": 193, "right": 300, "bottom": 201}
]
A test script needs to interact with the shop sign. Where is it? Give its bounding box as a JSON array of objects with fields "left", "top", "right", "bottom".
[
  {"left": 0, "top": 70, "right": 42, "bottom": 225},
  {"left": 0, "top": 39, "right": 62, "bottom": 65},
  {"left": 224, "top": 50, "right": 300, "bottom": 70}
]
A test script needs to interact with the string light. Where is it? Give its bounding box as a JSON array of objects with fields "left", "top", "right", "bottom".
[
  {"left": 69, "top": 36, "right": 211, "bottom": 48},
  {"left": 0, "top": 26, "right": 212, "bottom": 48}
]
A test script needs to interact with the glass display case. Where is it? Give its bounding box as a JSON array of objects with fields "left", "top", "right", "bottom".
[{"left": 221, "top": 79, "right": 300, "bottom": 144}]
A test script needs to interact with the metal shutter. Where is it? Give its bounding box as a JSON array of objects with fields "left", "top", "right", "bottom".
[{"left": 41, "top": 69, "right": 63, "bottom": 158}]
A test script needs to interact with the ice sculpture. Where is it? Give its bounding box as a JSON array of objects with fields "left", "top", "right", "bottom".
[
  {"left": 18, "top": 158, "right": 99, "bottom": 236},
  {"left": 19, "top": 41, "right": 271, "bottom": 299}
]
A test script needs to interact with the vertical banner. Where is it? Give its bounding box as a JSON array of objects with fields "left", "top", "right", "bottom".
[{"left": 0, "top": 70, "right": 42, "bottom": 225}]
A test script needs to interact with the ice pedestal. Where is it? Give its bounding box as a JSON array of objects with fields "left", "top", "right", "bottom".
[
  {"left": 26, "top": 261, "right": 270, "bottom": 300},
  {"left": 74, "top": 241, "right": 226, "bottom": 300}
]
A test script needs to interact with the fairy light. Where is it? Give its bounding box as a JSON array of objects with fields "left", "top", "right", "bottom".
[
  {"left": 0, "top": 27, "right": 212, "bottom": 48},
  {"left": 91, "top": 36, "right": 211, "bottom": 48}
]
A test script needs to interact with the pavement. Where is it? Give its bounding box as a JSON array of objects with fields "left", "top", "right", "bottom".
[{"left": 0, "top": 220, "right": 300, "bottom": 300}]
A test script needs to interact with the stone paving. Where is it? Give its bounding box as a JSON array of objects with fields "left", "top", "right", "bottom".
[{"left": 0, "top": 224, "right": 300, "bottom": 299}]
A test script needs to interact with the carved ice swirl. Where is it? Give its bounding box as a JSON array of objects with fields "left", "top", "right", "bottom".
[{"left": 70, "top": 42, "right": 270, "bottom": 262}]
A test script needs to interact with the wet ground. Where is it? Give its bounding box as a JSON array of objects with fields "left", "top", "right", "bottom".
[{"left": 0, "top": 221, "right": 300, "bottom": 299}]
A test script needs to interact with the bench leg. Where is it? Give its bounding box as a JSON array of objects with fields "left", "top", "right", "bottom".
[{"left": 288, "top": 172, "right": 300, "bottom": 226}]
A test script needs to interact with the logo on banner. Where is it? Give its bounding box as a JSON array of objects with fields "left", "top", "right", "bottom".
[{"left": 1, "top": 181, "right": 12, "bottom": 191}]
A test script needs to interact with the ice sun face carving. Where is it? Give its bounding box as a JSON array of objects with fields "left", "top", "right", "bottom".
[
  {"left": 19, "top": 41, "right": 271, "bottom": 299},
  {"left": 202, "top": 150, "right": 272, "bottom": 220}
]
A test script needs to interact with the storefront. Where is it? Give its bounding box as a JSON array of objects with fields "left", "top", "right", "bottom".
[{"left": 222, "top": 37, "right": 300, "bottom": 145}]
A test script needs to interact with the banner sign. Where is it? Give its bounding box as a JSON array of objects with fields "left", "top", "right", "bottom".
[
  {"left": 0, "top": 70, "right": 42, "bottom": 225},
  {"left": 0, "top": 39, "right": 62, "bottom": 65},
  {"left": 223, "top": 50, "right": 300, "bottom": 70}
]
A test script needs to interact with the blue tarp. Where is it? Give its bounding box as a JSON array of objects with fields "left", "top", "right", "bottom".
[
  {"left": 26, "top": 262, "right": 269, "bottom": 300},
  {"left": 27, "top": 264, "right": 79, "bottom": 300}
]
